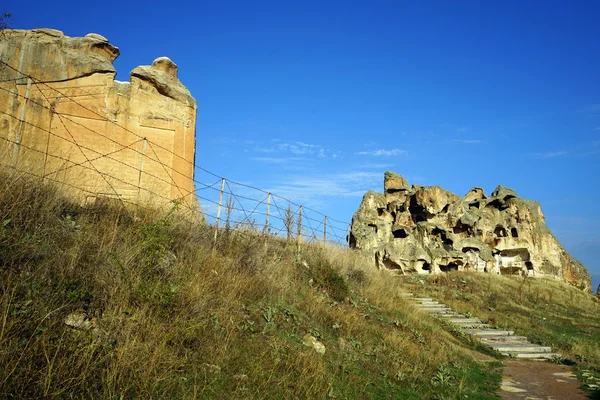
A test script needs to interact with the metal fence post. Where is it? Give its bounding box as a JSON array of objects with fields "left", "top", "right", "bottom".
[
  {"left": 213, "top": 178, "right": 225, "bottom": 244},
  {"left": 265, "top": 192, "right": 271, "bottom": 235},
  {"left": 135, "top": 138, "right": 147, "bottom": 205},
  {"left": 296, "top": 205, "right": 303, "bottom": 251},
  {"left": 323, "top": 216, "right": 327, "bottom": 243},
  {"left": 12, "top": 77, "right": 32, "bottom": 167}
]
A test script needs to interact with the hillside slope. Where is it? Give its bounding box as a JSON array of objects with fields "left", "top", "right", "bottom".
[{"left": 0, "top": 170, "right": 501, "bottom": 399}]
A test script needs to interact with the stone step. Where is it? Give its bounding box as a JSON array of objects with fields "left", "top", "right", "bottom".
[
  {"left": 478, "top": 335, "right": 528, "bottom": 343},
  {"left": 491, "top": 344, "right": 553, "bottom": 353},
  {"left": 448, "top": 318, "right": 482, "bottom": 324},
  {"left": 506, "top": 352, "right": 561, "bottom": 360},
  {"left": 439, "top": 314, "right": 469, "bottom": 319},
  {"left": 418, "top": 306, "right": 452, "bottom": 310},
  {"left": 466, "top": 329, "right": 514, "bottom": 336},
  {"left": 422, "top": 309, "right": 456, "bottom": 314},
  {"left": 406, "top": 293, "right": 559, "bottom": 363},
  {"left": 453, "top": 322, "right": 490, "bottom": 329},
  {"left": 415, "top": 303, "right": 447, "bottom": 308}
]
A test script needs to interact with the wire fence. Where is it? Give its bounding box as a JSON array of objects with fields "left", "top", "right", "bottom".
[{"left": 0, "top": 58, "right": 350, "bottom": 245}]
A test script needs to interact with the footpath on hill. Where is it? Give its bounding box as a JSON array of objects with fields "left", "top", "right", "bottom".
[
  {"left": 408, "top": 293, "right": 591, "bottom": 399},
  {"left": 499, "top": 360, "right": 587, "bottom": 400}
]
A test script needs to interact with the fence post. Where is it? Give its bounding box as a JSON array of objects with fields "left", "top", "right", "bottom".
[
  {"left": 296, "top": 205, "right": 303, "bottom": 251},
  {"left": 347, "top": 224, "right": 351, "bottom": 245},
  {"left": 265, "top": 192, "right": 271, "bottom": 235},
  {"left": 12, "top": 77, "right": 32, "bottom": 167},
  {"left": 323, "top": 216, "right": 327, "bottom": 243},
  {"left": 213, "top": 178, "right": 225, "bottom": 244},
  {"left": 135, "top": 138, "right": 147, "bottom": 206}
]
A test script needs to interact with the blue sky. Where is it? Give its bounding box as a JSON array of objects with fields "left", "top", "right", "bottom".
[{"left": 6, "top": 1, "right": 600, "bottom": 289}]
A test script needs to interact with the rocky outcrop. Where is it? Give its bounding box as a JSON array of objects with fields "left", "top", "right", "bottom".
[
  {"left": 349, "top": 171, "right": 591, "bottom": 291},
  {"left": 0, "top": 29, "right": 198, "bottom": 208}
]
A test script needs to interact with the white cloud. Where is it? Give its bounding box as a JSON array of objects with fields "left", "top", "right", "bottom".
[
  {"left": 249, "top": 157, "right": 294, "bottom": 164},
  {"left": 356, "top": 149, "right": 407, "bottom": 157},
  {"left": 360, "top": 163, "right": 394, "bottom": 169},
  {"left": 250, "top": 140, "right": 340, "bottom": 158},
  {"left": 451, "top": 139, "right": 483, "bottom": 144},
  {"left": 534, "top": 151, "right": 569, "bottom": 158},
  {"left": 264, "top": 171, "right": 381, "bottom": 208}
]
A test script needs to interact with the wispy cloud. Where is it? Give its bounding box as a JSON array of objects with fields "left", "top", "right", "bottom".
[
  {"left": 249, "top": 157, "right": 305, "bottom": 164},
  {"left": 534, "top": 151, "right": 569, "bottom": 158},
  {"left": 264, "top": 171, "right": 381, "bottom": 208},
  {"left": 355, "top": 149, "right": 407, "bottom": 157},
  {"left": 360, "top": 163, "right": 394, "bottom": 169},
  {"left": 451, "top": 139, "right": 483, "bottom": 144},
  {"left": 580, "top": 104, "right": 600, "bottom": 114},
  {"left": 251, "top": 140, "right": 341, "bottom": 159}
]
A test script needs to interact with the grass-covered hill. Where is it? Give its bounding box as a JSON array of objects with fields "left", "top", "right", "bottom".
[{"left": 0, "top": 169, "right": 598, "bottom": 399}]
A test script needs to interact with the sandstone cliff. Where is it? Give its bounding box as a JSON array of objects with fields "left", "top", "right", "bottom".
[
  {"left": 0, "top": 29, "right": 198, "bottom": 208},
  {"left": 350, "top": 171, "right": 591, "bottom": 290}
]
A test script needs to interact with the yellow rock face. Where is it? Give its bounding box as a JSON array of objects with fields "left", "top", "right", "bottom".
[
  {"left": 0, "top": 29, "right": 198, "bottom": 209},
  {"left": 350, "top": 171, "right": 592, "bottom": 291}
]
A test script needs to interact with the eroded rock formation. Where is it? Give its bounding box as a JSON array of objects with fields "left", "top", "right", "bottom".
[
  {"left": 350, "top": 171, "right": 591, "bottom": 290},
  {"left": 0, "top": 29, "right": 197, "bottom": 208}
]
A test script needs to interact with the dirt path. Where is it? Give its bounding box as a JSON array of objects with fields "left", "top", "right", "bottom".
[{"left": 498, "top": 360, "right": 588, "bottom": 399}]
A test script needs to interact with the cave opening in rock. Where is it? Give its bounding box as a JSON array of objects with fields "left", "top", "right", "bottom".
[
  {"left": 393, "top": 228, "right": 408, "bottom": 239},
  {"left": 443, "top": 240, "right": 454, "bottom": 251},
  {"left": 453, "top": 222, "right": 471, "bottom": 235},
  {"left": 511, "top": 227, "right": 518, "bottom": 238},
  {"left": 348, "top": 232, "right": 357, "bottom": 248},
  {"left": 409, "top": 196, "right": 433, "bottom": 223},
  {"left": 469, "top": 201, "right": 480, "bottom": 210},
  {"left": 439, "top": 262, "right": 459, "bottom": 272},
  {"left": 387, "top": 188, "right": 406, "bottom": 194},
  {"left": 441, "top": 204, "right": 449, "bottom": 213},
  {"left": 368, "top": 224, "right": 378, "bottom": 233},
  {"left": 499, "top": 267, "right": 522, "bottom": 276},
  {"left": 487, "top": 199, "right": 509, "bottom": 210},
  {"left": 494, "top": 226, "right": 508, "bottom": 237},
  {"left": 525, "top": 261, "right": 533, "bottom": 270},
  {"left": 377, "top": 208, "right": 385, "bottom": 217},
  {"left": 422, "top": 262, "right": 431, "bottom": 271},
  {"left": 383, "top": 258, "right": 403, "bottom": 272}
]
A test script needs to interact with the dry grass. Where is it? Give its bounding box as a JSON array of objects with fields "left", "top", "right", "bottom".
[{"left": 0, "top": 169, "right": 502, "bottom": 399}]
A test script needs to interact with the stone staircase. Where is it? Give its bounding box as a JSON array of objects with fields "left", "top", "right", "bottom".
[{"left": 406, "top": 294, "right": 560, "bottom": 360}]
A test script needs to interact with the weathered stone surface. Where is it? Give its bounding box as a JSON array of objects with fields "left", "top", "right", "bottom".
[
  {"left": 302, "top": 333, "right": 326, "bottom": 354},
  {"left": 64, "top": 311, "right": 96, "bottom": 331},
  {"left": 349, "top": 171, "right": 591, "bottom": 290},
  {"left": 0, "top": 29, "right": 199, "bottom": 209}
]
